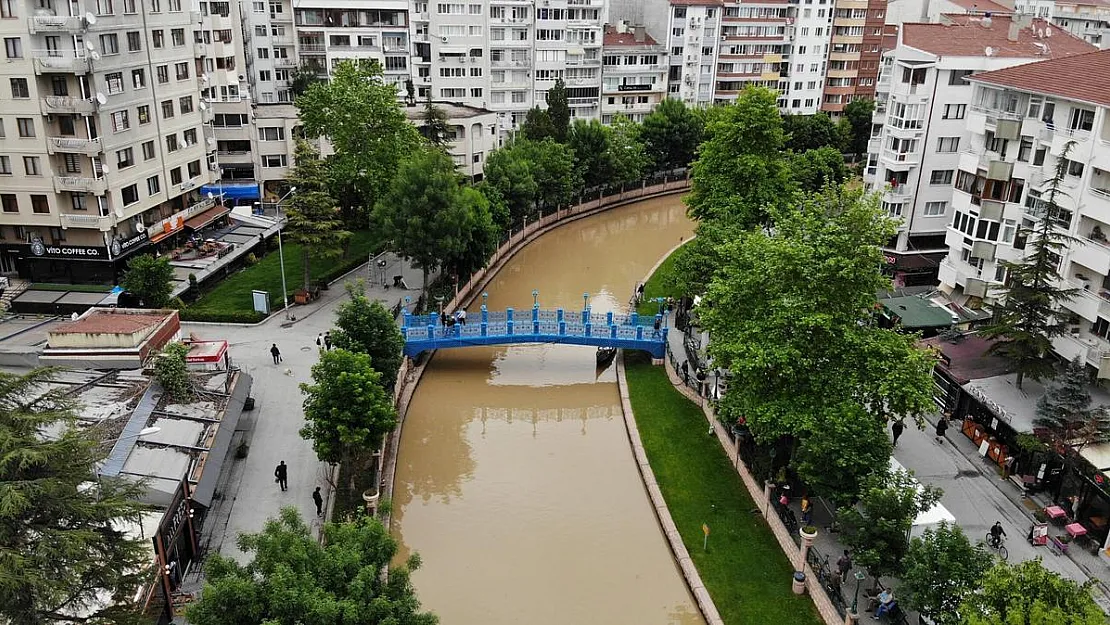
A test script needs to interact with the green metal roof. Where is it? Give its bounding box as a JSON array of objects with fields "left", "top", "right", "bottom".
[{"left": 880, "top": 296, "right": 954, "bottom": 329}]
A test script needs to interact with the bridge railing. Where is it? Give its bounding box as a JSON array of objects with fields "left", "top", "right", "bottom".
[{"left": 401, "top": 317, "right": 667, "bottom": 343}]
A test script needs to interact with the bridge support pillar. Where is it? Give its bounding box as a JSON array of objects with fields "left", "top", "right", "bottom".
[
  {"left": 557, "top": 308, "right": 564, "bottom": 323},
  {"left": 481, "top": 322, "right": 488, "bottom": 337},
  {"left": 559, "top": 321, "right": 566, "bottom": 336}
]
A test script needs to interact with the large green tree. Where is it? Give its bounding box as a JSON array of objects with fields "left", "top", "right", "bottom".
[
  {"left": 567, "top": 118, "right": 612, "bottom": 189},
  {"left": 332, "top": 281, "right": 405, "bottom": 391},
  {"left": 638, "top": 98, "right": 704, "bottom": 173},
  {"left": 607, "top": 113, "right": 649, "bottom": 185},
  {"left": 790, "top": 146, "right": 848, "bottom": 193},
  {"left": 839, "top": 98, "right": 875, "bottom": 158},
  {"left": 441, "top": 185, "right": 500, "bottom": 285},
  {"left": 300, "top": 349, "right": 397, "bottom": 489},
  {"left": 980, "top": 146, "right": 1078, "bottom": 389},
  {"left": 901, "top": 522, "right": 991, "bottom": 625},
  {"left": 186, "top": 508, "right": 436, "bottom": 625},
  {"left": 839, "top": 469, "right": 942, "bottom": 583},
  {"left": 783, "top": 113, "right": 845, "bottom": 152},
  {"left": 284, "top": 139, "right": 351, "bottom": 293},
  {"left": 296, "top": 60, "right": 423, "bottom": 224},
  {"left": 792, "top": 402, "right": 892, "bottom": 507},
  {"left": 959, "top": 559, "right": 1103, "bottom": 625},
  {"left": 0, "top": 369, "right": 150, "bottom": 625},
  {"left": 546, "top": 78, "right": 570, "bottom": 142},
  {"left": 420, "top": 95, "right": 451, "bottom": 149},
  {"left": 121, "top": 254, "right": 174, "bottom": 308},
  {"left": 686, "top": 87, "right": 795, "bottom": 229},
  {"left": 482, "top": 145, "right": 538, "bottom": 226},
  {"left": 699, "top": 186, "right": 936, "bottom": 501},
  {"left": 520, "top": 107, "right": 556, "bottom": 142},
  {"left": 483, "top": 139, "right": 579, "bottom": 226}
]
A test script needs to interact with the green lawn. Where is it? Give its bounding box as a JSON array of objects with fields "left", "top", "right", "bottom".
[
  {"left": 189, "top": 230, "right": 380, "bottom": 314},
  {"left": 637, "top": 242, "right": 686, "bottom": 316},
  {"left": 624, "top": 355, "right": 823, "bottom": 625}
]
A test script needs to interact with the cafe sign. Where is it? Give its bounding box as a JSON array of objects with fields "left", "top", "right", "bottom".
[{"left": 29, "top": 239, "right": 108, "bottom": 259}]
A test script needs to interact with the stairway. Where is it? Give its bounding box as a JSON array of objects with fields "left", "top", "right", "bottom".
[{"left": 0, "top": 278, "right": 30, "bottom": 312}]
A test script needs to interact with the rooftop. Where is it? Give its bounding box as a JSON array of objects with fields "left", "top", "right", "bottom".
[
  {"left": 920, "top": 334, "right": 1012, "bottom": 384},
  {"left": 51, "top": 308, "right": 170, "bottom": 336},
  {"left": 969, "top": 48, "right": 1110, "bottom": 108},
  {"left": 902, "top": 14, "right": 1096, "bottom": 58},
  {"left": 946, "top": 0, "right": 1014, "bottom": 14},
  {"left": 880, "top": 295, "right": 955, "bottom": 329},
  {"left": 670, "top": 0, "right": 725, "bottom": 6},
  {"left": 403, "top": 101, "right": 495, "bottom": 122},
  {"left": 603, "top": 24, "right": 660, "bottom": 47}
]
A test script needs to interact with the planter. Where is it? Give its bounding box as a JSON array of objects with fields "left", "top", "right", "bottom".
[
  {"left": 800, "top": 525, "right": 818, "bottom": 546},
  {"left": 792, "top": 570, "right": 806, "bottom": 595},
  {"left": 362, "top": 488, "right": 380, "bottom": 513}
]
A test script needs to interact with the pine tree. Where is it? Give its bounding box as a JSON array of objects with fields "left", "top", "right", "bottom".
[
  {"left": 546, "top": 77, "right": 570, "bottom": 142},
  {"left": 283, "top": 139, "right": 351, "bottom": 293},
  {"left": 421, "top": 95, "right": 451, "bottom": 149},
  {"left": 1036, "top": 357, "right": 1110, "bottom": 457},
  {"left": 979, "top": 143, "right": 1079, "bottom": 389}
]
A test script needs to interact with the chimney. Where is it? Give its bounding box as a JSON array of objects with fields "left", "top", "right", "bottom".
[
  {"left": 634, "top": 25, "right": 646, "bottom": 42},
  {"left": 1007, "top": 19, "right": 1020, "bottom": 41}
]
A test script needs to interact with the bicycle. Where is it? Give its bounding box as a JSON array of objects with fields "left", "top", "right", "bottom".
[{"left": 985, "top": 533, "right": 1009, "bottom": 560}]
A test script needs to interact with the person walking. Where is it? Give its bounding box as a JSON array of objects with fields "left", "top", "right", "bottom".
[
  {"left": 316, "top": 333, "right": 324, "bottom": 349},
  {"left": 800, "top": 494, "right": 813, "bottom": 525},
  {"left": 681, "top": 361, "right": 690, "bottom": 386},
  {"left": 312, "top": 486, "right": 323, "bottom": 517},
  {"left": 935, "top": 415, "right": 950, "bottom": 442},
  {"left": 891, "top": 420, "right": 905, "bottom": 447},
  {"left": 836, "top": 550, "right": 852, "bottom": 583},
  {"left": 323, "top": 332, "right": 332, "bottom": 351},
  {"left": 274, "top": 460, "right": 288, "bottom": 491},
  {"left": 270, "top": 343, "right": 281, "bottom": 365}
]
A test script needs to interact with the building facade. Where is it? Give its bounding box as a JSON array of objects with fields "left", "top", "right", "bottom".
[
  {"left": 601, "top": 22, "right": 668, "bottom": 123},
  {"left": 403, "top": 100, "right": 499, "bottom": 178}
]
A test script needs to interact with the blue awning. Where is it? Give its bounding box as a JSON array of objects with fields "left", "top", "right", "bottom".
[{"left": 200, "top": 182, "right": 260, "bottom": 201}]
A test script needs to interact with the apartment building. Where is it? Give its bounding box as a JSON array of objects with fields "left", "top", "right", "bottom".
[
  {"left": 936, "top": 49, "right": 1110, "bottom": 369},
  {"left": 866, "top": 14, "right": 1093, "bottom": 285},
  {"left": 404, "top": 101, "right": 498, "bottom": 178},
  {"left": 784, "top": 0, "right": 833, "bottom": 113},
  {"left": 1045, "top": 0, "right": 1110, "bottom": 48},
  {"left": 0, "top": 0, "right": 219, "bottom": 283},
  {"left": 601, "top": 22, "right": 668, "bottom": 123}
]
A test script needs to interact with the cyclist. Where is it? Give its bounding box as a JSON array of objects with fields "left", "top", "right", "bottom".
[{"left": 989, "top": 521, "right": 1007, "bottom": 548}]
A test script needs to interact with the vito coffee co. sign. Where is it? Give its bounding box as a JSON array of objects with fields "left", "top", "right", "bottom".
[{"left": 28, "top": 239, "right": 109, "bottom": 260}]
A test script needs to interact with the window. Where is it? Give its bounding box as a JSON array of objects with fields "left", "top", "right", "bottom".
[
  {"left": 385, "top": 56, "right": 406, "bottom": 71},
  {"left": 942, "top": 103, "right": 965, "bottom": 120},
  {"left": 127, "top": 31, "right": 141, "bottom": 51},
  {"left": 23, "top": 156, "right": 40, "bottom": 175},
  {"left": 948, "top": 69, "right": 972, "bottom": 85},
  {"left": 161, "top": 100, "right": 174, "bottom": 118},
  {"left": 187, "top": 160, "right": 201, "bottom": 178},
  {"left": 156, "top": 65, "right": 169, "bottom": 83},
  {"left": 116, "top": 147, "right": 134, "bottom": 168},
  {"left": 0, "top": 195, "right": 16, "bottom": 213},
  {"left": 258, "top": 127, "right": 285, "bottom": 141},
  {"left": 1017, "top": 136, "right": 1033, "bottom": 162},
  {"left": 171, "top": 28, "right": 184, "bottom": 46},
  {"left": 256, "top": 47, "right": 269, "bottom": 59},
  {"left": 123, "top": 0, "right": 136, "bottom": 12},
  {"left": 262, "top": 154, "right": 287, "bottom": 167},
  {"left": 1, "top": 0, "right": 15, "bottom": 18},
  {"left": 63, "top": 153, "right": 81, "bottom": 173},
  {"left": 106, "top": 72, "right": 124, "bottom": 94},
  {"left": 4, "top": 37, "right": 22, "bottom": 59},
  {"left": 0, "top": 157, "right": 9, "bottom": 175},
  {"left": 142, "top": 140, "right": 155, "bottom": 160},
  {"left": 111, "top": 110, "right": 129, "bottom": 132},
  {"left": 16, "top": 117, "right": 34, "bottom": 137},
  {"left": 58, "top": 115, "right": 75, "bottom": 136},
  {"left": 150, "top": 0, "right": 160, "bottom": 11},
  {"left": 152, "top": 30, "right": 164, "bottom": 48},
  {"left": 31, "top": 195, "right": 48, "bottom": 214},
  {"left": 1069, "top": 108, "right": 1095, "bottom": 133},
  {"left": 147, "top": 175, "right": 160, "bottom": 195},
  {"left": 96, "top": 0, "right": 112, "bottom": 13},
  {"left": 471, "top": 88, "right": 482, "bottom": 98},
  {"left": 168, "top": 0, "right": 180, "bottom": 10},
  {"left": 165, "top": 134, "right": 178, "bottom": 151},
  {"left": 132, "top": 68, "right": 146, "bottom": 88},
  {"left": 99, "top": 33, "right": 119, "bottom": 54},
  {"left": 936, "top": 137, "right": 960, "bottom": 153},
  {"left": 1002, "top": 219, "right": 1017, "bottom": 244},
  {"left": 178, "top": 95, "right": 193, "bottom": 113},
  {"left": 930, "top": 170, "right": 954, "bottom": 185},
  {"left": 258, "top": 70, "right": 271, "bottom": 81},
  {"left": 121, "top": 184, "right": 139, "bottom": 206},
  {"left": 50, "top": 76, "right": 68, "bottom": 97},
  {"left": 137, "top": 105, "right": 151, "bottom": 124},
  {"left": 170, "top": 167, "right": 182, "bottom": 185},
  {"left": 1066, "top": 159, "right": 1084, "bottom": 177},
  {"left": 70, "top": 194, "right": 87, "bottom": 211},
  {"left": 9, "top": 78, "right": 28, "bottom": 99},
  {"left": 923, "top": 201, "right": 947, "bottom": 216},
  {"left": 175, "top": 62, "right": 189, "bottom": 80}
]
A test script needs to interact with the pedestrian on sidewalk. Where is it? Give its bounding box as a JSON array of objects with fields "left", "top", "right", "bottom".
[
  {"left": 316, "top": 333, "right": 323, "bottom": 349},
  {"left": 274, "top": 460, "right": 288, "bottom": 491},
  {"left": 323, "top": 332, "right": 332, "bottom": 351},
  {"left": 891, "top": 420, "right": 905, "bottom": 447},
  {"left": 456, "top": 309, "right": 467, "bottom": 325},
  {"left": 681, "top": 361, "right": 690, "bottom": 386},
  {"left": 270, "top": 343, "right": 282, "bottom": 365},
  {"left": 935, "top": 415, "right": 949, "bottom": 442},
  {"left": 801, "top": 494, "right": 813, "bottom": 525},
  {"left": 312, "top": 486, "right": 323, "bottom": 517},
  {"left": 836, "top": 550, "right": 852, "bottom": 582}
]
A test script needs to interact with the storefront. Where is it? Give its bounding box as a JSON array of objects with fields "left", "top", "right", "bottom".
[
  {"left": 883, "top": 251, "right": 948, "bottom": 288},
  {"left": 152, "top": 477, "right": 199, "bottom": 621},
  {"left": 0, "top": 229, "right": 152, "bottom": 284}
]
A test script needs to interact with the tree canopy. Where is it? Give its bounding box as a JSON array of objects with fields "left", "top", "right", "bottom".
[
  {"left": 959, "top": 559, "right": 1103, "bottom": 625},
  {"left": 839, "top": 98, "right": 875, "bottom": 158},
  {"left": 186, "top": 508, "right": 437, "bottom": 625},
  {"left": 790, "top": 146, "right": 848, "bottom": 193},
  {"left": 121, "top": 254, "right": 174, "bottom": 308},
  {"left": 520, "top": 107, "right": 556, "bottom": 142},
  {"left": 482, "top": 138, "right": 579, "bottom": 226},
  {"left": 638, "top": 98, "right": 704, "bottom": 173},
  {"left": 332, "top": 281, "right": 405, "bottom": 391},
  {"left": 420, "top": 95, "right": 451, "bottom": 149},
  {"left": 567, "top": 118, "right": 611, "bottom": 189},
  {"left": 900, "top": 522, "right": 991, "bottom": 625},
  {"left": 284, "top": 139, "right": 351, "bottom": 292},
  {"left": 0, "top": 368, "right": 150, "bottom": 624},
  {"left": 783, "top": 113, "right": 845, "bottom": 153},
  {"left": 546, "top": 78, "right": 570, "bottom": 142}
]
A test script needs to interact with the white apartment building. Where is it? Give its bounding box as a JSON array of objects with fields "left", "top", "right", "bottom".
[
  {"left": 601, "top": 22, "right": 668, "bottom": 123},
  {"left": 938, "top": 49, "right": 1110, "bottom": 372},
  {"left": 787, "top": 0, "right": 832, "bottom": 114},
  {"left": 404, "top": 101, "right": 498, "bottom": 178},
  {"left": 0, "top": 0, "right": 219, "bottom": 283},
  {"left": 1014, "top": 0, "right": 1110, "bottom": 48},
  {"left": 866, "top": 13, "right": 1094, "bottom": 286}
]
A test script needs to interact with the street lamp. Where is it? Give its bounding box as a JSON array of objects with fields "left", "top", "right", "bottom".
[
  {"left": 582, "top": 292, "right": 589, "bottom": 311},
  {"left": 274, "top": 186, "right": 297, "bottom": 319},
  {"left": 532, "top": 289, "right": 539, "bottom": 308},
  {"left": 851, "top": 569, "right": 867, "bottom": 614}
]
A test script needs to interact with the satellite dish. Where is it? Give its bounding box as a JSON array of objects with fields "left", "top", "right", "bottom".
[
  {"left": 198, "top": 101, "right": 207, "bottom": 110},
  {"left": 95, "top": 92, "right": 107, "bottom": 105},
  {"left": 100, "top": 163, "right": 109, "bottom": 173},
  {"left": 984, "top": 46, "right": 995, "bottom": 56},
  {"left": 135, "top": 221, "right": 146, "bottom": 232},
  {"left": 441, "top": 36, "right": 448, "bottom": 43},
  {"left": 201, "top": 74, "right": 209, "bottom": 82},
  {"left": 1045, "top": 27, "right": 1052, "bottom": 37},
  {"left": 206, "top": 137, "right": 215, "bottom": 147},
  {"left": 90, "top": 50, "right": 101, "bottom": 60},
  {"left": 84, "top": 11, "right": 96, "bottom": 24},
  {"left": 85, "top": 40, "right": 95, "bottom": 51}
]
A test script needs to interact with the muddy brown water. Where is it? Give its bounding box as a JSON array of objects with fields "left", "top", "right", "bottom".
[{"left": 392, "top": 196, "right": 703, "bottom": 625}]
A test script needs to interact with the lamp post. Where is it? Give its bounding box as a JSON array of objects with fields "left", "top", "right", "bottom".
[
  {"left": 532, "top": 289, "right": 539, "bottom": 308},
  {"left": 274, "top": 186, "right": 297, "bottom": 319},
  {"left": 851, "top": 569, "right": 867, "bottom": 615},
  {"left": 582, "top": 292, "right": 589, "bottom": 311}
]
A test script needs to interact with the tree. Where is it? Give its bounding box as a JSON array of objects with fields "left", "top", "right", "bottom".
[
  {"left": 607, "top": 114, "right": 649, "bottom": 185},
  {"left": 300, "top": 349, "right": 397, "bottom": 488},
  {"left": 155, "top": 341, "right": 193, "bottom": 401},
  {"left": 639, "top": 98, "right": 704, "bottom": 172},
  {"left": 296, "top": 60, "right": 423, "bottom": 225},
  {"left": 567, "top": 118, "right": 612, "bottom": 189},
  {"left": 699, "top": 186, "right": 936, "bottom": 481},
  {"left": 186, "top": 507, "right": 437, "bottom": 625},
  {"left": 404, "top": 77, "right": 416, "bottom": 106},
  {"left": 121, "top": 253, "right": 174, "bottom": 308},
  {"left": 783, "top": 113, "right": 845, "bottom": 153},
  {"left": 520, "top": 107, "right": 556, "bottom": 142},
  {"left": 441, "top": 186, "right": 500, "bottom": 285},
  {"left": 372, "top": 148, "right": 489, "bottom": 299},
  {"left": 792, "top": 402, "right": 892, "bottom": 507},
  {"left": 959, "top": 559, "right": 1103, "bottom": 625},
  {"left": 840, "top": 98, "right": 875, "bottom": 158},
  {"left": 1035, "top": 358, "right": 1110, "bottom": 486},
  {"left": 0, "top": 368, "right": 149, "bottom": 625},
  {"left": 546, "top": 77, "right": 570, "bottom": 142},
  {"left": 284, "top": 139, "right": 351, "bottom": 293},
  {"left": 332, "top": 281, "right": 405, "bottom": 391},
  {"left": 290, "top": 63, "right": 323, "bottom": 97},
  {"left": 420, "top": 95, "right": 451, "bottom": 149},
  {"left": 839, "top": 469, "right": 942, "bottom": 582},
  {"left": 686, "top": 87, "right": 795, "bottom": 229},
  {"left": 483, "top": 139, "right": 579, "bottom": 226},
  {"left": 790, "top": 146, "right": 848, "bottom": 193},
  {"left": 979, "top": 145, "right": 1078, "bottom": 389},
  {"left": 483, "top": 143, "right": 539, "bottom": 226},
  {"left": 900, "top": 522, "right": 991, "bottom": 625}
]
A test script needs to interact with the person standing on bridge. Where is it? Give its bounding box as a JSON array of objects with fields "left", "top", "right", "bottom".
[
  {"left": 653, "top": 317, "right": 661, "bottom": 338},
  {"left": 456, "top": 309, "right": 467, "bottom": 325}
]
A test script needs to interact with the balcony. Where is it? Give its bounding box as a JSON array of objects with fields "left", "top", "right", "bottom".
[
  {"left": 878, "top": 150, "right": 920, "bottom": 170},
  {"left": 1051, "top": 333, "right": 1110, "bottom": 377},
  {"left": 568, "top": 97, "right": 598, "bottom": 107},
  {"left": 40, "top": 95, "right": 96, "bottom": 115},
  {"left": 60, "top": 213, "right": 111, "bottom": 230},
  {"left": 1072, "top": 233, "right": 1110, "bottom": 275},
  {"left": 32, "top": 51, "right": 90, "bottom": 74},
  {"left": 53, "top": 176, "right": 107, "bottom": 194},
  {"left": 194, "top": 41, "right": 208, "bottom": 56},
  {"left": 298, "top": 43, "right": 326, "bottom": 53},
  {"left": 273, "top": 58, "right": 297, "bottom": 68},
  {"left": 48, "top": 137, "right": 103, "bottom": 155},
  {"left": 28, "top": 14, "right": 86, "bottom": 33},
  {"left": 491, "top": 59, "right": 530, "bottom": 68}
]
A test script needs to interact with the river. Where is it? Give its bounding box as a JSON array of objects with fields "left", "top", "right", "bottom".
[{"left": 391, "top": 195, "right": 701, "bottom": 625}]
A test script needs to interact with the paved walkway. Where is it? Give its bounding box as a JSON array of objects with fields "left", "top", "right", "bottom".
[{"left": 182, "top": 254, "right": 425, "bottom": 571}]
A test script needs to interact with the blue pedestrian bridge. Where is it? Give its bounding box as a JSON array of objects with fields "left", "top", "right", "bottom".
[{"left": 401, "top": 305, "right": 668, "bottom": 358}]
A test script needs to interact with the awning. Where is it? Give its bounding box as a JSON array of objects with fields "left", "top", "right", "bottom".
[
  {"left": 184, "top": 205, "right": 231, "bottom": 231},
  {"left": 200, "top": 182, "right": 259, "bottom": 201}
]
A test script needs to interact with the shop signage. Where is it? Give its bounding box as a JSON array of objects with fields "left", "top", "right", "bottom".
[
  {"left": 113, "top": 230, "right": 150, "bottom": 257},
  {"left": 617, "top": 84, "right": 651, "bottom": 91},
  {"left": 28, "top": 240, "right": 108, "bottom": 259},
  {"left": 158, "top": 479, "right": 191, "bottom": 552}
]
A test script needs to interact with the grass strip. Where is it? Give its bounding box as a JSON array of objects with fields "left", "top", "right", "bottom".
[
  {"left": 636, "top": 243, "right": 684, "bottom": 316},
  {"left": 624, "top": 355, "right": 823, "bottom": 625}
]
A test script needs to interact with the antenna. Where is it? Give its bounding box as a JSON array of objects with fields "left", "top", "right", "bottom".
[
  {"left": 84, "top": 40, "right": 95, "bottom": 51},
  {"left": 1045, "top": 27, "right": 1052, "bottom": 37},
  {"left": 90, "top": 50, "right": 100, "bottom": 60}
]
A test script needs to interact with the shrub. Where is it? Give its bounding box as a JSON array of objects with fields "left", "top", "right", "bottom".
[
  {"left": 154, "top": 342, "right": 193, "bottom": 401},
  {"left": 179, "top": 309, "right": 266, "bottom": 324}
]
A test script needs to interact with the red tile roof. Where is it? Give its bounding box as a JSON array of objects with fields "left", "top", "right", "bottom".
[
  {"left": 54, "top": 310, "right": 169, "bottom": 335},
  {"left": 946, "top": 0, "right": 1014, "bottom": 13},
  {"left": 969, "top": 48, "right": 1110, "bottom": 107},
  {"left": 603, "top": 25, "right": 660, "bottom": 47},
  {"left": 902, "top": 15, "right": 1097, "bottom": 58}
]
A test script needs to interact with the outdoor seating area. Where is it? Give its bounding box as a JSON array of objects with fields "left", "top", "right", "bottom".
[{"left": 168, "top": 237, "right": 235, "bottom": 263}]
